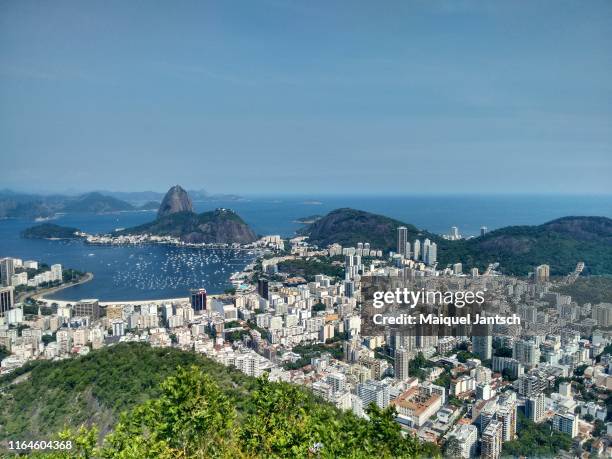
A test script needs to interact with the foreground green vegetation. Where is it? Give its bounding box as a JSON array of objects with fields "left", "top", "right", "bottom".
[
  {"left": 0, "top": 343, "right": 256, "bottom": 443},
  {"left": 1, "top": 344, "right": 439, "bottom": 458}
]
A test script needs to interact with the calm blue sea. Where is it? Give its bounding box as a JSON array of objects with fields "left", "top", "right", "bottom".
[{"left": 1, "top": 194, "right": 610, "bottom": 301}]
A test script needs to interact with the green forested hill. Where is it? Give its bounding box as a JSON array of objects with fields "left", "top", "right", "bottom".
[
  {"left": 119, "top": 209, "right": 257, "bottom": 244},
  {"left": 303, "top": 209, "right": 612, "bottom": 275},
  {"left": 443, "top": 216, "right": 612, "bottom": 275},
  {"left": 0, "top": 343, "right": 439, "bottom": 458},
  {"left": 300, "top": 208, "right": 437, "bottom": 251},
  {"left": 0, "top": 343, "right": 255, "bottom": 444},
  {"left": 553, "top": 276, "right": 612, "bottom": 305}
]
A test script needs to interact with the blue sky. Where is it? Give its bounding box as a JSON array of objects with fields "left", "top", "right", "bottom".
[{"left": 1, "top": 0, "right": 611, "bottom": 194}]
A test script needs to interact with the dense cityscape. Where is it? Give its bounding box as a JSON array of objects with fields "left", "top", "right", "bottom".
[
  {"left": 2, "top": 223, "right": 611, "bottom": 458},
  {"left": 2, "top": 0, "right": 611, "bottom": 456}
]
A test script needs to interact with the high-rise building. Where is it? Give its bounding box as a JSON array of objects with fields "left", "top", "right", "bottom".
[
  {"left": 112, "top": 320, "right": 125, "bottom": 337},
  {"left": 344, "top": 280, "right": 355, "bottom": 298},
  {"left": 447, "top": 424, "right": 478, "bottom": 458},
  {"left": 480, "top": 399, "right": 498, "bottom": 431},
  {"left": 257, "top": 279, "right": 269, "bottom": 300},
  {"left": 51, "top": 264, "right": 63, "bottom": 283},
  {"left": 345, "top": 255, "right": 356, "bottom": 279},
  {"left": 423, "top": 239, "right": 431, "bottom": 264},
  {"left": 517, "top": 374, "right": 547, "bottom": 397},
  {"left": 10, "top": 272, "right": 28, "bottom": 287},
  {"left": 190, "top": 288, "right": 208, "bottom": 312},
  {"left": 74, "top": 299, "right": 100, "bottom": 320},
  {"left": 473, "top": 334, "right": 493, "bottom": 360},
  {"left": 513, "top": 339, "right": 540, "bottom": 369},
  {"left": 450, "top": 226, "right": 460, "bottom": 240},
  {"left": 552, "top": 411, "right": 578, "bottom": 438},
  {"left": 357, "top": 380, "right": 390, "bottom": 410},
  {"left": 0, "top": 258, "right": 15, "bottom": 287},
  {"left": 428, "top": 242, "right": 437, "bottom": 266},
  {"left": 476, "top": 383, "right": 492, "bottom": 401},
  {"left": 480, "top": 226, "right": 488, "bottom": 237},
  {"left": 592, "top": 303, "right": 612, "bottom": 327},
  {"left": 397, "top": 227, "right": 408, "bottom": 258},
  {"left": 497, "top": 392, "right": 517, "bottom": 441},
  {"left": 395, "top": 347, "right": 411, "bottom": 381},
  {"left": 558, "top": 381, "right": 572, "bottom": 398},
  {"left": 319, "top": 324, "right": 334, "bottom": 342},
  {"left": 0, "top": 286, "right": 15, "bottom": 318},
  {"left": 525, "top": 392, "right": 545, "bottom": 423},
  {"left": 481, "top": 419, "right": 503, "bottom": 459},
  {"left": 535, "top": 264, "right": 550, "bottom": 283},
  {"left": 413, "top": 239, "right": 421, "bottom": 261},
  {"left": 326, "top": 373, "right": 347, "bottom": 393}
]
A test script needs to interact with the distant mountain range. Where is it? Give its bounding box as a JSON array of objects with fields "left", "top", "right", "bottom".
[
  {"left": 302, "top": 208, "right": 612, "bottom": 275},
  {"left": 0, "top": 188, "right": 244, "bottom": 219},
  {"left": 61, "top": 192, "right": 137, "bottom": 213},
  {"left": 95, "top": 189, "right": 244, "bottom": 203},
  {"left": 0, "top": 190, "right": 153, "bottom": 218}
]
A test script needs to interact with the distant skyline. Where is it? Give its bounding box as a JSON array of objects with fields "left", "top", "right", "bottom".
[{"left": 1, "top": 0, "right": 611, "bottom": 194}]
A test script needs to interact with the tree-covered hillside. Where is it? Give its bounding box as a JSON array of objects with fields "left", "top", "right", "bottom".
[
  {"left": 444, "top": 216, "right": 612, "bottom": 275},
  {"left": 119, "top": 208, "right": 257, "bottom": 244},
  {"left": 0, "top": 343, "right": 256, "bottom": 444},
  {"left": 554, "top": 276, "right": 612, "bottom": 305},
  {"left": 301, "top": 208, "right": 436, "bottom": 252},
  {"left": 0, "top": 343, "right": 439, "bottom": 458},
  {"left": 303, "top": 209, "right": 612, "bottom": 275}
]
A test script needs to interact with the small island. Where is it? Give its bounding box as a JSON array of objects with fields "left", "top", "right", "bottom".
[{"left": 21, "top": 223, "right": 81, "bottom": 240}]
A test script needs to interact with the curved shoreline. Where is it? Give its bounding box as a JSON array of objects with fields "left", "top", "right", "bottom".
[{"left": 29, "top": 272, "right": 94, "bottom": 303}]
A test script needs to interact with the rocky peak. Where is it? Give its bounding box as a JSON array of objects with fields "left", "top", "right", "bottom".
[{"left": 157, "top": 185, "right": 193, "bottom": 218}]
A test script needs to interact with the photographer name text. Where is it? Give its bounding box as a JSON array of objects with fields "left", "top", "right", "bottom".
[{"left": 372, "top": 313, "right": 521, "bottom": 326}]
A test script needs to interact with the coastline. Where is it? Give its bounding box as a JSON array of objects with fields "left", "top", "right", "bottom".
[
  {"left": 82, "top": 235, "right": 261, "bottom": 252},
  {"left": 28, "top": 272, "right": 94, "bottom": 303},
  {"left": 38, "top": 295, "right": 188, "bottom": 307},
  {"left": 37, "top": 293, "right": 236, "bottom": 308}
]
